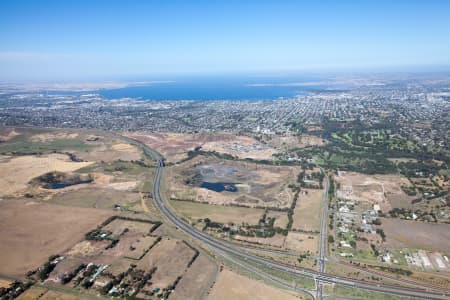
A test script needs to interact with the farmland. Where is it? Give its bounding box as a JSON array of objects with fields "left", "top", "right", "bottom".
[{"left": 0, "top": 200, "right": 113, "bottom": 278}]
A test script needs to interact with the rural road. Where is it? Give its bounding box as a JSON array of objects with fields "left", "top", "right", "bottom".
[
  {"left": 316, "top": 172, "right": 329, "bottom": 299},
  {"left": 130, "top": 138, "right": 450, "bottom": 300}
]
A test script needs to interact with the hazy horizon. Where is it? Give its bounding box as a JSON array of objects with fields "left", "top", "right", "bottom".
[{"left": 1, "top": 0, "right": 450, "bottom": 81}]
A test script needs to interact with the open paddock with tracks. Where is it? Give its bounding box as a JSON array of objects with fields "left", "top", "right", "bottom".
[
  {"left": 284, "top": 232, "right": 318, "bottom": 254},
  {"left": 0, "top": 200, "right": 113, "bottom": 278},
  {"left": 292, "top": 188, "right": 323, "bottom": 232},
  {"left": 170, "top": 254, "right": 218, "bottom": 300},
  {"left": 137, "top": 238, "right": 198, "bottom": 289}
]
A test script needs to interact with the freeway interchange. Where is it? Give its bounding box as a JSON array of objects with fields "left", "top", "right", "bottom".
[{"left": 135, "top": 139, "right": 450, "bottom": 300}]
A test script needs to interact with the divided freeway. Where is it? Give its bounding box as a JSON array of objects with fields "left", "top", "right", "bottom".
[{"left": 133, "top": 139, "right": 450, "bottom": 300}]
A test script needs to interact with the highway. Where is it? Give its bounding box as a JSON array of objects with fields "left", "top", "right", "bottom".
[{"left": 134, "top": 139, "right": 450, "bottom": 300}]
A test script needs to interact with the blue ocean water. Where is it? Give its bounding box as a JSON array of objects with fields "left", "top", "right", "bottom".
[{"left": 96, "top": 76, "right": 327, "bottom": 101}]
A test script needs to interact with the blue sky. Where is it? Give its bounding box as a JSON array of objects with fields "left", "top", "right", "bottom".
[{"left": 1, "top": 0, "right": 450, "bottom": 81}]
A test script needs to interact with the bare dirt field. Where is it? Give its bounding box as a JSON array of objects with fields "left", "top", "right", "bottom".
[
  {"left": 170, "top": 254, "right": 218, "bottom": 300},
  {"left": 266, "top": 133, "right": 328, "bottom": 150},
  {"left": 292, "top": 189, "right": 323, "bottom": 232},
  {"left": 137, "top": 238, "right": 197, "bottom": 289},
  {"left": 382, "top": 218, "right": 450, "bottom": 252},
  {"left": 284, "top": 232, "right": 318, "bottom": 254},
  {"left": 0, "top": 200, "right": 113, "bottom": 278},
  {"left": 207, "top": 269, "right": 300, "bottom": 300},
  {"left": 128, "top": 132, "right": 277, "bottom": 162},
  {"left": 170, "top": 199, "right": 265, "bottom": 225},
  {"left": 0, "top": 154, "right": 93, "bottom": 196},
  {"left": 335, "top": 171, "right": 414, "bottom": 210},
  {"left": 168, "top": 156, "right": 298, "bottom": 209}
]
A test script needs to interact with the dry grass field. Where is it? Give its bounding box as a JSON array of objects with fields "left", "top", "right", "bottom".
[
  {"left": 0, "top": 154, "right": 93, "bottom": 196},
  {"left": 72, "top": 141, "right": 142, "bottom": 162},
  {"left": 39, "top": 290, "right": 81, "bottom": 300},
  {"left": 382, "top": 218, "right": 450, "bottom": 252},
  {"left": 170, "top": 199, "right": 265, "bottom": 225},
  {"left": 0, "top": 200, "right": 113, "bottom": 278},
  {"left": 234, "top": 234, "right": 286, "bottom": 248},
  {"left": 170, "top": 254, "right": 218, "bottom": 300},
  {"left": 102, "top": 218, "right": 154, "bottom": 236},
  {"left": 207, "top": 269, "right": 302, "bottom": 300},
  {"left": 292, "top": 189, "right": 323, "bottom": 232},
  {"left": 138, "top": 238, "right": 197, "bottom": 289},
  {"left": 48, "top": 188, "right": 140, "bottom": 209},
  {"left": 284, "top": 232, "right": 318, "bottom": 254}
]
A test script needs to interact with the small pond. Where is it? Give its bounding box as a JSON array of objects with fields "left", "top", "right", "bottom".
[{"left": 200, "top": 182, "right": 238, "bottom": 192}]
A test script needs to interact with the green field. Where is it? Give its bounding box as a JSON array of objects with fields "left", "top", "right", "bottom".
[{"left": 0, "top": 138, "right": 93, "bottom": 154}]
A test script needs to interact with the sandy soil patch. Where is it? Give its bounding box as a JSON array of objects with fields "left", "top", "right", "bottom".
[
  {"left": 30, "top": 132, "right": 79, "bottom": 142},
  {"left": 107, "top": 181, "right": 138, "bottom": 191},
  {"left": 207, "top": 269, "right": 300, "bottom": 300},
  {"left": 111, "top": 143, "right": 137, "bottom": 152},
  {"left": 0, "top": 200, "right": 113, "bottom": 278},
  {"left": 335, "top": 171, "right": 414, "bottom": 210},
  {"left": 0, "top": 278, "right": 12, "bottom": 288},
  {"left": 284, "top": 232, "right": 318, "bottom": 254},
  {"left": 292, "top": 189, "right": 323, "bottom": 232},
  {"left": 0, "top": 128, "right": 21, "bottom": 142},
  {"left": 0, "top": 153, "right": 93, "bottom": 196},
  {"left": 382, "top": 218, "right": 450, "bottom": 252}
]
